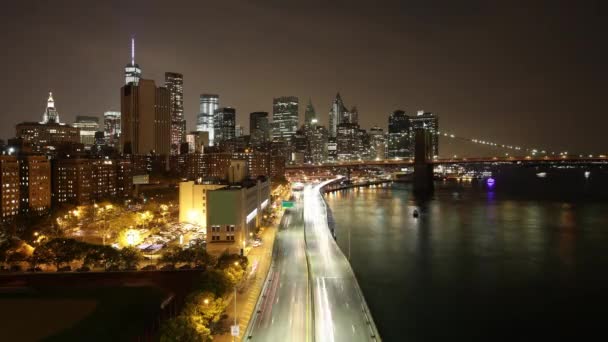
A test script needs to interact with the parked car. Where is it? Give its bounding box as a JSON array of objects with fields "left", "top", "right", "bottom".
[
  {"left": 9, "top": 265, "right": 22, "bottom": 272},
  {"left": 179, "top": 264, "right": 191, "bottom": 270},
  {"left": 124, "top": 266, "right": 138, "bottom": 271},
  {"left": 141, "top": 265, "right": 157, "bottom": 271},
  {"left": 76, "top": 266, "right": 91, "bottom": 272},
  {"left": 27, "top": 267, "right": 42, "bottom": 272}
]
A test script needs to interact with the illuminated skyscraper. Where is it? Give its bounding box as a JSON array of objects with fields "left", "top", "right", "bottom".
[
  {"left": 272, "top": 96, "right": 299, "bottom": 141},
  {"left": 250, "top": 112, "right": 270, "bottom": 147},
  {"left": 124, "top": 37, "right": 141, "bottom": 85},
  {"left": 197, "top": 94, "right": 219, "bottom": 146},
  {"left": 72, "top": 116, "right": 100, "bottom": 147},
  {"left": 41, "top": 92, "right": 60, "bottom": 124},
  {"left": 165, "top": 72, "right": 185, "bottom": 155},
  {"left": 213, "top": 107, "right": 236, "bottom": 145},
  {"left": 304, "top": 98, "right": 317, "bottom": 128},
  {"left": 388, "top": 110, "right": 411, "bottom": 159},
  {"left": 104, "top": 111, "right": 121, "bottom": 147}
]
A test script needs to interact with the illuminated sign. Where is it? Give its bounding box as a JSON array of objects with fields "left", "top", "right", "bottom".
[{"left": 261, "top": 199, "right": 269, "bottom": 209}]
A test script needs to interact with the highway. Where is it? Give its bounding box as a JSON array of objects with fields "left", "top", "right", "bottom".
[
  {"left": 304, "top": 183, "right": 380, "bottom": 342},
  {"left": 247, "top": 196, "right": 311, "bottom": 341}
]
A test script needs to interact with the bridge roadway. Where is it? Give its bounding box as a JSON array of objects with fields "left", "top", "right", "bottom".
[
  {"left": 246, "top": 182, "right": 379, "bottom": 341},
  {"left": 286, "top": 155, "right": 608, "bottom": 170}
]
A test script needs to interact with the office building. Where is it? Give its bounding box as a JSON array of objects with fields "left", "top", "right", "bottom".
[
  {"left": 104, "top": 111, "right": 121, "bottom": 147},
  {"left": 388, "top": 110, "right": 411, "bottom": 159},
  {"left": 19, "top": 155, "right": 51, "bottom": 214},
  {"left": 186, "top": 131, "right": 209, "bottom": 154},
  {"left": 250, "top": 112, "right": 270, "bottom": 147},
  {"left": 235, "top": 125, "right": 244, "bottom": 138},
  {"left": 304, "top": 99, "right": 317, "bottom": 129},
  {"left": 213, "top": 107, "right": 236, "bottom": 145},
  {"left": 336, "top": 122, "right": 360, "bottom": 161},
  {"left": 41, "top": 92, "right": 60, "bottom": 124},
  {"left": 409, "top": 111, "right": 439, "bottom": 158},
  {"left": 309, "top": 125, "right": 328, "bottom": 164},
  {"left": 0, "top": 156, "right": 19, "bottom": 221},
  {"left": 124, "top": 38, "right": 141, "bottom": 85},
  {"left": 72, "top": 116, "right": 100, "bottom": 147},
  {"left": 272, "top": 96, "right": 299, "bottom": 141},
  {"left": 120, "top": 79, "right": 171, "bottom": 155},
  {"left": 197, "top": 94, "right": 219, "bottom": 146},
  {"left": 165, "top": 72, "right": 185, "bottom": 155},
  {"left": 328, "top": 93, "right": 346, "bottom": 138},
  {"left": 369, "top": 126, "right": 386, "bottom": 160}
]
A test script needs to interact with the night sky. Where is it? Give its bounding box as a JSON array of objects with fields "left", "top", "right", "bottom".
[{"left": 1, "top": 1, "right": 606, "bottom": 156}]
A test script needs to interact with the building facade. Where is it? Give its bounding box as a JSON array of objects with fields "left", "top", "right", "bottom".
[
  {"left": 272, "top": 96, "right": 299, "bottom": 142},
  {"left": 165, "top": 72, "right": 185, "bottom": 155},
  {"left": 213, "top": 107, "right": 236, "bottom": 145},
  {"left": 250, "top": 112, "right": 270, "bottom": 147},
  {"left": 197, "top": 94, "right": 219, "bottom": 146},
  {"left": 388, "top": 110, "right": 411, "bottom": 159},
  {"left": 0, "top": 156, "right": 19, "bottom": 221},
  {"left": 103, "top": 111, "right": 121, "bottom": 147},
  {"left": 72, "top": 116, "right": 100, "bottom": 147},
  {"left": 120, "top": 79, "right": 171, "bottom": 155},
  {"left": 19, "top": 155, "right": 51, "bottom": 215}
]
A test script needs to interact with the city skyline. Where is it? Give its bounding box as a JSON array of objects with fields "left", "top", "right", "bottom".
[{"left": 1, "top": 1, "right": 606, "bottom": 156}]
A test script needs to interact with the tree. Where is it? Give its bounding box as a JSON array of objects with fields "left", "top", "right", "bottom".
[
  {"left": 119, "top": 246, "right": 143, "bottom": 269},
  {"left": 83, "top": 245, "right": 120, "bottom": 268},
  {"left": 159, "top": 315, "right": 210, "bottom": 342}
]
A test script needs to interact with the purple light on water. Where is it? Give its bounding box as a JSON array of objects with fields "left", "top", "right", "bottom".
[{"left": 486, "top": 177, "right": 496, "bottom": 188}]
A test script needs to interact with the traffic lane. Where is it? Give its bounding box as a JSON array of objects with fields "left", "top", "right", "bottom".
[
  {"left": 305, "top": 185, "right": 374, "bottom": 342},
  {"left": 249, "top": 206, "right": 309, "bottom": 342}
]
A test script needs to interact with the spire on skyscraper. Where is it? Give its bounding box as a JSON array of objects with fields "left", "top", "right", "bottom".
[
  {"left": 124, "top": 36, "right": 142, "bottom": 85},
  {"left": 47, "top": 91, "right": 54, "bottom": 108},
  {"left": 41, "top": 91, "right": 60, "bottom": 124},
  {"left": 131, "top": 37, "right": 135, "bottom": 65}
]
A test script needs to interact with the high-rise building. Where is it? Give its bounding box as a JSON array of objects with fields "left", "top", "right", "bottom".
[
  {"left": 0, "top": 156, "right": 19, "bottom": 221},
  {"left": 250, "top": 112, "right": 270, "bottom": 147},
  {"left": 272, "top": 96, "right": 299, "bottom": 141},
  {"left": 235, "top": 125, "right": 244, "bottom": 138},
  {"left": 410, "top": 111, "right": 439, "bottom": 158},
  {"left": 165, "top": 72, "right": 185, "bottom": 155},
  {"left": 369, "top": 126, "right": 386, "bottom": 160},
  {"left": 186, "top": 131, "right": 209, "bottom": 153},
  {"left": 304, "top": 99, "right": 317, "bottom": 128},
  {"left": 124, "top": 37, "right": 141, "bottom": 85},
  {"left": 72, "top": 116, "right": 100, "bottom": 147},
  {"left": 336, "top": 122, "right": 360, "bottom": 161},
  {"left": 328, "top": 93, "right": 347, "bottom": 138},
  {"left": 19, "top": 155, "right": 51, "bottom": 215},
  {"left": 388, "top": 110, "right": 411, "bottom": 159},
  {"left": 42, "top": 92, "right": 60, "bottom": 124},
  {"left": 197, "top": 94, "right": 219, "bottom": 146},
  {"left": 213, "top": 107, "right": 236, "bottom": 145},
  {"left": 103, "top": 111, "right": 121, "bottom": 147},
  {"left": 120, "top": 79, "right": 171, "bottom": 155},
  {"left": 344, "top": 106, "right": 358, "bottom": 125},
  {"left": 309, "top": 125, "right": 328, "bottom": 164}
]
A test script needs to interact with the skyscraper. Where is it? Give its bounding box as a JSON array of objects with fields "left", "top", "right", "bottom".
[
  {"left": 197, "top": 94, "right": 219, "bottom": 146},
  {"left": 72, "top": 116, "right": 100, "bottom": 147},
  {"left": 120, "top": 79, "right": 171, "bottom": 155},
  {"left": 388, "top": 110, "right": 411, "bottom": 159},
  {"left": 272, "top": 96, "right": 299, "bottom": 141},
  {"left": 328, "top": 93, "right": 345, "bottom": 138},
  {"left": 165, "top": 72, "right": 185, "bottom": 155},
  {"left": 309, "top": 125, "right": 328, "bottom": 164},
  {"left": 250, "top": 112, "right": 270, "bottom": 146},
  {"left": 124, "top": 38, "right": 141, "bottom": 85},
  {"left": 104, "top": 111, "right": 121, "bottom": 147},
  {"left": 304, "top": 99, "right": 317, "bottom": 128},
  {"left": 409, "top": 110, "right": 439, "bottom": 158},
  {"left": 369, "top": 126, "right": 386, "bottom": 160},
  {"left": 213, "top": 107, "right": 236, "bottom": 145},
  {"left": 41, "top": 92, "right": 60, "bottom": 124}
]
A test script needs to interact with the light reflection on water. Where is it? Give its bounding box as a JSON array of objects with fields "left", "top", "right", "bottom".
[{"left": 325, "top": 180, "right": 608, "bottom": 341}]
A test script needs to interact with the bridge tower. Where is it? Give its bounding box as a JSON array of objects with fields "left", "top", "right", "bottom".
[{"left": 413, "top": 128, "right": 434, "bottom": 195}]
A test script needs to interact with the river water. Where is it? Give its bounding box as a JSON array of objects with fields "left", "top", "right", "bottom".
[{"left": 325, "top": 169, "right": 608, "bottom": 341}]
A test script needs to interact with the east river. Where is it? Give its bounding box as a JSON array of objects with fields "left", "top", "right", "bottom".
[{"left": 325, "top": 168, "right": 608, "bottom": 341}]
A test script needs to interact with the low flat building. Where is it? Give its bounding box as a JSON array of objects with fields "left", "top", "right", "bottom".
[
  {"left": 206, "top": 177, "right": 270, "bottom": 254},
  {"left": 178, "top": 181, "right": 226, "bottom": 228}
]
